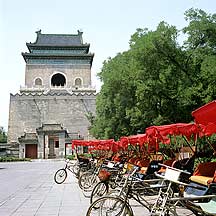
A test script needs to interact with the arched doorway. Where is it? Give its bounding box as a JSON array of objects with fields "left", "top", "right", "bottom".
[{"left": 51, "top": 73, "right": 66, "bottom": 86}]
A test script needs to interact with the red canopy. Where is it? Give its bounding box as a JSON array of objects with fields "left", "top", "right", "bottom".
[
  {"left": 128, "top": 134, "right": 148, "bottom": 145},
  {"left": 203, "top": 122, "right": 216, "bottom": 136},
  {"left": 145, "top": 123, "right": 204, "bottom": 151},
  {"left": 192, "top": 100, "right": 216, "bottom": 125},
  {"left": 146, "top": 123, "right": 202, "bottom": 140},
  {"left": 120, "top": 134, "right": 148, "bottom": 147},
  {"left": 72, "top": 139, "right": 118, "bottom": 152},
  {"left": 72, "top": 140, "right": 91, "bottom": 148}
]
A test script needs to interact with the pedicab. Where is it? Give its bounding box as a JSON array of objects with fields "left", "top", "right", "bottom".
[
  {"left": 89, "top": 139, "right": 128, "bottom": 204},
  {"left": 54, "top": 139, "right": 94, "bottom": 183},
  {"left": 87, "top": 102, "right": 216, "bottom": 215},
  {"left": 119, "top": 133, "right": 165, "bottom": 180},
  {"left": 149, "top": 102, "right": 216, "bottom": 215},
  {"left": 88, "top": 133, "right": 169, "bottom": 213},
  {"left": 145, "top": 122, "right": 202, "bottom": 177},
  {"left": 176, "top": 102, "right": 216, "bottom": 215},
  {"left": 78, "top": 139, "right": 126, "bottom": 198},
  {"left": 87, "top": 124, "right": 200, "bottom": 216},
  {"left": 187, "top": 100, "right": 216, "bottom": 195}
]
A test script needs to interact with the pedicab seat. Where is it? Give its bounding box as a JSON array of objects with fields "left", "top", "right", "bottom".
[
  {"left": 189, "top": 162, "right": 216, "bottom": 186},
  {"left": 189, "top": 176, "right": 213, "bottom": 186},
  {"left": 123, "top": 162, "right": 135, "bottom": 174},
  {"left": 136, "top": 159, "right": 150, "bottom": 174},
  {"left": 136, "top": 160, "right": 163, "bottom": 179},
  {"left": 185, "top": 162, "right": 216, "bottom": 197}
]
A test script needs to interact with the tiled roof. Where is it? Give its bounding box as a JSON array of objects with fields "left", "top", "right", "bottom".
[
  {"left": 18, "top": 132, "right": 37, "bottom": 141},
  {"left": 30, "top": 30, "right": 85, "bottom": 46},
  {"left": 22, "top": 53, "right": 94, "bottom": 58}
]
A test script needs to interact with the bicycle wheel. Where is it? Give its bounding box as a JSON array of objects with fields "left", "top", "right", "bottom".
[
  {"left": 71, "top": 162, "right": 80, "bottom": 176},
  {"left": 54, "top": 168, "right": 67, "bottom": 184},
  {"left": 78, "top": 172, "right": 99, "bottom": 191},
  {"left": 86, "top": 196, "right": 133, "bottom": 216},
  {"left": 90, "top": 181, "right": 109, "bottom": 205}
]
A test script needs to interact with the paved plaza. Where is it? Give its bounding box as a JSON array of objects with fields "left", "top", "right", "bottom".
[
  {"left": 0, "top": 160, "right": 89, "bottom": 216},
  {"left": 0, "top": 160, "right": 195, "bottom": 216}
]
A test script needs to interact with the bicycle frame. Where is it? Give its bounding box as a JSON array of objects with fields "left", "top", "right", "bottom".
[
  {"left": 153, "top": 165, "right": 216, "bottom": 215},
  {"left": 107, "top": 167, "right": 167, "bottom": 212}
]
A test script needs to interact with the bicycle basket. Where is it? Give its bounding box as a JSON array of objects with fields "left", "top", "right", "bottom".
[{"left": 98, "top": 169, "right": 111, "bottom": 181}]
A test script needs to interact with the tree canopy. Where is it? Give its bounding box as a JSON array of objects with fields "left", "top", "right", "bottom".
[
  {"left": 0, "top": 127, "right": 7, "bottom": 143},
  {"left": 90, "top": 8, "right": 216, "bottom": 140}
]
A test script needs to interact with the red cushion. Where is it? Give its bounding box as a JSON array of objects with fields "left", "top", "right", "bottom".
[
  {"left": 207, "top": 170, "right": 216, "bottom": 184},
  {"left": 128, "top": 157, "right": 137, "bottom": 164},
  {"left": 164, "top": 159, "right": 175, "bottom": 167},
  {"left": 193, "top": 162, "right": 216, "bottom": 177},
  {"left": 213, "top": 170, "right": 216, "bottom": 183},
  {"left": 136, "top": 159, "right": 150, "bottom": 167}
]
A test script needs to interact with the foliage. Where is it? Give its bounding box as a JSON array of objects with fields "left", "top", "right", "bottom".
[
  {"left": 0, "top": 156, "right": 31, "bottom": 162},
  {"left": 90, "top": 8, "right": 216, "bottom": 140},
  {"left": 0, "top": 127, "right": 7, "bottom": 143},
  {"left": 66, "top": 153, "right": 94, "bottom": 160},
  {"left": 65, "top": 155, "right": 76, "bottom": 160}
]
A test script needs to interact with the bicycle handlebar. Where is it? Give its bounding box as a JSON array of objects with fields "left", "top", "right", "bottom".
[
  {"left": 154, "top": 172, "right": 206, "bottom": 191},
  {"left": 158, "top": 163, "right": 191, "bottom": 175}
]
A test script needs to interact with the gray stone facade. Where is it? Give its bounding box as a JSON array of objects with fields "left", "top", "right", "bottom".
[
  {"left": 8, "top": 93, "right": 96, "bottom": 143},
  {"left": 7, "top": 30, "right": 96, "bottom": 159},
  {"left": 23, "top": 64, "right": 92, "bottom": 90}
]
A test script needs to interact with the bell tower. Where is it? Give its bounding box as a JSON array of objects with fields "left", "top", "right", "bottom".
[
  {"left": 21, "top": 30, "right": 95, "bottom": 93},
  {"left": 8, "top": 30, "right": 96, "bottom": 159}
]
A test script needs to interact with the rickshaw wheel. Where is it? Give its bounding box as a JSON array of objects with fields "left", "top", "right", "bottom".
[
  {"left": 90, "top": 181, "right": 109, "bottom": 206},
  {"left": 54, "top": 168, "right": 67, "bottom": 184}
]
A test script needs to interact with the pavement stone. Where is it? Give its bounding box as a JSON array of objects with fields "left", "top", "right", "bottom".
[{"left": 0, "top": 160, "right": 196, "bottom": 216}]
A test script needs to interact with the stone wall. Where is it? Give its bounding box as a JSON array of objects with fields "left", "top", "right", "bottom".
[{"left": 7, "top": 93, "right": 96, "bottom": 144}]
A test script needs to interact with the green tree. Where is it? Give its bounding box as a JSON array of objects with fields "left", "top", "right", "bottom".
[
  {"left": 183, "top": 8, "right": 216, "bottom": 105},
  {"left": 90, "top": 52, "right": 139, "bottom": 139},
  {"left": 0, "top": 127, "right": 7, "bottom": 143},
  {"left": 90, "top": 8, "right": 216, "bottom": 140}
]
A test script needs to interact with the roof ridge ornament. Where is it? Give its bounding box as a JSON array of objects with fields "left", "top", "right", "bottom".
[
  {"left": 78, "top": 29, "right": 83, "bottom": 35},
  {"left": 78, "top": 29, "right": 83, "bottom": 44},
  {"left": 35, "top": 29, "right": 42, "bottom": 35}
]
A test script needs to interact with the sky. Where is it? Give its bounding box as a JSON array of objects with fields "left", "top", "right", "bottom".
[{"left": 0, "top": 0, "right": 215, "bottom": 131}]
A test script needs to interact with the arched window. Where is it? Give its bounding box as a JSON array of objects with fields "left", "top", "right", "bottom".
[
  {"left": 51, "top": 73, "right": 66, "bottom": 86},
  {"left": 35, "top": 78, "right": 42, "bottom": 86},
  {"left": 75, "top": 78, "right": 82, "bottom": 86}
]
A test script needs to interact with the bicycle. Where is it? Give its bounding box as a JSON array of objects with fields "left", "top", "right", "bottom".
[
  {"left": 90, "top": 159, "right": 163, "bottom": 205},
  {"left": 86, "top": 166, "right": 166, "bottom": 215},
  {"left": 54, "top": 159, "right": 90, "bottom": 184},
  {"left": 90, "top": 161, "right": 125, "bottom": 204},
  {"left": 80, "top": 159, "right": 123, "bottom": 198},
  {"left": 152, "top": 164, "right": 216, "bottom": 216}
]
